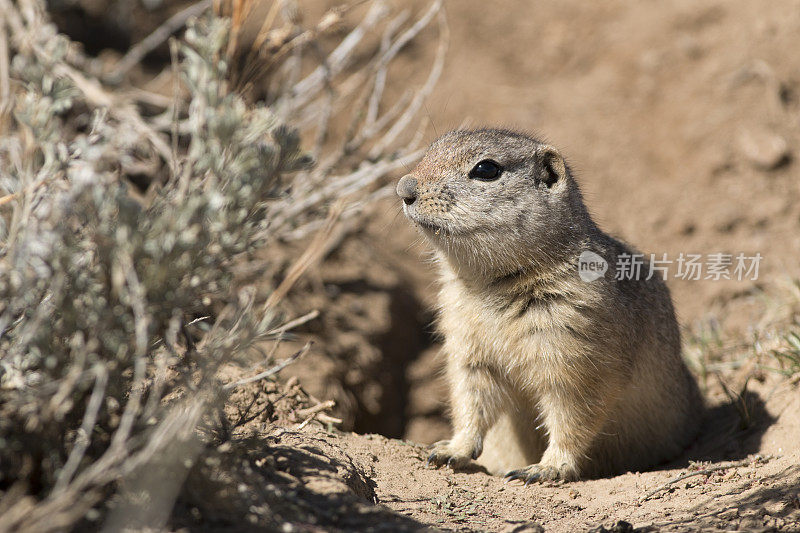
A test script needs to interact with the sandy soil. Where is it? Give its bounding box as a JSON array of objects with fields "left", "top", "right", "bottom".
[
  {"left": 178, "top": 373, "right": 800, "bottom": 532},
  {"left": 338, "top": 377, "right": 800, "bottom": 532}
]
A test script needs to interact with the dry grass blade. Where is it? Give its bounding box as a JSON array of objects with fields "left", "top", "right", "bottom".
[
  {"left": 716, "top": 375, "right": 752, "bottom": 430},
  {"left": 250, "top": 0, "right": 282, "bottom": 52},
  {"left": 369, "top": 2, "right": 447, "bottom": 158},
  {"left": 365, "top": 9, "right": 410, "bottom": 126},
  {"left": 266, "top": 200, "right": 344, "bottom": 308},
  {"left": 0, "top": 14, "right": 10, "bottom": 121},
  {"left": 267, "top": 309, "right": 320, "bottom": 336}
]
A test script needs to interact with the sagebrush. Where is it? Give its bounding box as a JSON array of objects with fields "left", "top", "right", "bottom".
[{"left": 0, "top": 0, "right": 444, "bottom": 529}]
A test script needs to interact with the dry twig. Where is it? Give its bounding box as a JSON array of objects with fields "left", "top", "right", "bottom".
[
  {"left": 296, "top": 400, "right": 341, "bottom": 429},
  {"left": 638, "top": 455, "right": 775, "bottom": 503},
  {"left": 224, "top": 342, "right": 312, "bottom": 391}
]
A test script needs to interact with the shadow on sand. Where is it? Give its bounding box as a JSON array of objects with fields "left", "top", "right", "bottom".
[{"left": 170, "top": 430, "right": 427, "bottom": 532}]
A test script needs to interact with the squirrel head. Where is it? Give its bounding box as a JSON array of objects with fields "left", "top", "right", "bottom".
[{"left": 397, "top": 128, "right": 594, "bottom": 280}]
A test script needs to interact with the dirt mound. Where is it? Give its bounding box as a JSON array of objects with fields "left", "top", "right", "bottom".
[
  {"left": 172, "top": 372, "right": 800, "bottom": 532},
  {"left": 167, "top": 369, "right": 800, "bottom": 532}
]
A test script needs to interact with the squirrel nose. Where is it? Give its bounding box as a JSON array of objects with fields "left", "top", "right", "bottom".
[{"left": 396, "top": 175, "right": 418, "bottom": 205}]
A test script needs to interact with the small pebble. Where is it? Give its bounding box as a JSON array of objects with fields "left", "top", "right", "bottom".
[{"left": 738, "top": 127, "right": 790, "bottom": 170}]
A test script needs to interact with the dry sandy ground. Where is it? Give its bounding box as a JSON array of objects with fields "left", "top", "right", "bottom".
[
  {"left": 337, "top": 378, "right": 800, "bottom": 531},
  {"left": 183, "top": 374, "right": 800, "bottom": 531}
]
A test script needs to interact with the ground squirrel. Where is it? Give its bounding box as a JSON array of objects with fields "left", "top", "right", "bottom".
[{"left": 396, "top": 128, "right": 703, "bottom": 482}]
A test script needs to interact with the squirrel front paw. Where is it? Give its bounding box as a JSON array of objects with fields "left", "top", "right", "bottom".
[
  {"left": 504, "top": 461, "right": 579, "bottom": 485},
  {"left": 426, "top": 436, "right": 482, "bottom": 469}
]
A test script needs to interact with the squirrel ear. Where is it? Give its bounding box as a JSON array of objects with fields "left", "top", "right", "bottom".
[{"left": 538, "top": 146, "right": 567, "bottom": 188}]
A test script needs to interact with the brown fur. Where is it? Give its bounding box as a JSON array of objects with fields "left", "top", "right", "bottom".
[{"left": 396, "top": 129, "right": 703, "bottom": 482}]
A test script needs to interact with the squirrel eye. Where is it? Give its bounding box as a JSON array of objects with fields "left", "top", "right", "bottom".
[{"left": 468, "top": 159, "right": 503, "bottom": 181}]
